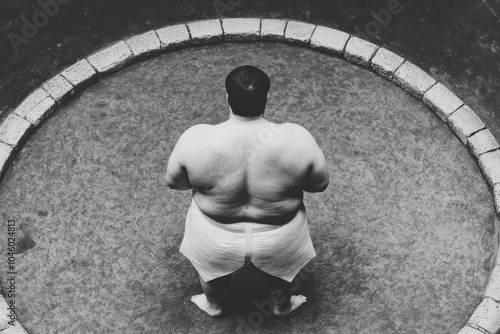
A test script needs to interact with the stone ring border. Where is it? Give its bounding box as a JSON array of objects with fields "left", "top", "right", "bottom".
[{"left": 0, "top": 17, "right": 499, "bottom": 334}]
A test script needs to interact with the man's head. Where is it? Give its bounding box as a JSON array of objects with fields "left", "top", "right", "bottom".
[{"left": 225, "top": 65, "right": 271, "bottom": 117}]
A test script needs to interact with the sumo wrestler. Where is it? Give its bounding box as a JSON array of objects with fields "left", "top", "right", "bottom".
[{"left": 166, "top": 65, "right": 329, "bottom": 317}]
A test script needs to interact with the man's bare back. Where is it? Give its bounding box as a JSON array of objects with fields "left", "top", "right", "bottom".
[
  {"left": 167, "top": 65, "right": 329, "bottom": 318},
  {"left": 166, "top": 117, "right": 329, "bottom": 225}
]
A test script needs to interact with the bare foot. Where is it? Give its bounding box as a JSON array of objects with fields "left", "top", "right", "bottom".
[
  {"left": 273, "top": 295, "right": 307, "bottom": 317},
  {"left": 190, "top": 294, "right": 223, "bottom": 317}
]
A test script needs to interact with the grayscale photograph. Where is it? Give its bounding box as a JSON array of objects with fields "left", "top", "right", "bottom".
[{"left": 0, "top": 1, "right": 499, "bottom": 333}]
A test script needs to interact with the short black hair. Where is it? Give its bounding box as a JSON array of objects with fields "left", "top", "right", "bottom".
[{"left": 225, "top": 65, "right": 271, "bottom": 117}]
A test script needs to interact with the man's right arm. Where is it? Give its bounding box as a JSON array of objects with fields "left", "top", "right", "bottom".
[
  {"left": 289, "top": 124, "right": 330, "bottom": 193},
  {"left": 303, "top": 148, "right": 329, "bottom": 193}
]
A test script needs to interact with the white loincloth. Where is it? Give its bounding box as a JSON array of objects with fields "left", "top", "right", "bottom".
[{"left": 180, "top": 199, "right": 316, "bottom": 282}]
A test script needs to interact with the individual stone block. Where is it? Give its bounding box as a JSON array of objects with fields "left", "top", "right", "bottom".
[
  {"left": 479, "top": 150, "right": 500, "bottom": 187},
  {"left": 222, "top": 18, "right": 261, "bottom": 42},
  {"left": 423, "top": 83, "right": 464, "bottom": 122},
  {"left": 13, "top": 88, "right": 49, "bottom": 118},
  {"left": 156, "top": 24, "right": 191, "bottom": 50},
  {"left": 370, "top": 48, "right": 405, "bottom": 79},
  {"left": 260, "top": 19, "right": 287, "bottom": 41},
  {"left": 24, "top": 97, "right": 56, "bottom": 127},
  {"left": 344, "top": 36, "right": 378, "bottom": 67},
  {"left": 87, "top": 41, "right": 133, "bottom": 74},
  {"left": 125, "top": 30, "right": 161, "bottom": 57},
  {"left": 485, "top": 266, "right": 500, "bottom": 301},
  {"left": 393, "top": 61, "right": 437, "bottom": 98},
  {"left": 2, "top": 322, "right": 29, "bottom": 334},
  {"left": 187, "top": 19, "right": 223, "bottom": 44},
  {"left": 42, "top": 74, "right": 74, "bottom": 103},
  {"left": 484, "top": 265, "right": 500, "bottom": 301},
  {"left": 458, "top": 326, "right": 486, "bottom": 334},
  {"left": 0, "top": 142, "right": 13, "bottom": 179},
  {"left": 468, "top": 298, "right": 500, "bottom": 334},
  {"left": 448, "top": 105, "right": 486, "bottom": 145},
  {"left": 310, "top": 26, "right": 350, "bottom": 55},
  {"left": 495, "top": 184, "right": 500, "bottom": 215},
  {"left": 468, "top": 129, "right": 500, "bottom": 158},
  {"left": 0, "top": 114, "right": 33, "bottom": 148},
  {"left": 284, "top": 21, "right": 316, "bottom": 45},
  {"left": 61, "top": 59, "right": 98, "bottom": 90}
]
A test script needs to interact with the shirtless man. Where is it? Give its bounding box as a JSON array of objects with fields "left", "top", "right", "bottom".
[{"left": 166, "top": 65, "right": 329, "bottom": 317}]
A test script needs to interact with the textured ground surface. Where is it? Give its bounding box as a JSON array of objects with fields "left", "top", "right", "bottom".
[{"left": 0, "top": 42, "right": 496, "bottom": 333}]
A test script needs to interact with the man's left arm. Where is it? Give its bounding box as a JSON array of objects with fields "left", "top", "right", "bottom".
[{"left": 166, "top": 132, "right": 193, "bottom": 191}]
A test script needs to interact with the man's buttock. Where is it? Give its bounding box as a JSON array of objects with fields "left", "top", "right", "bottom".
[
  {"left": 192, "top": 194, "right": 304, "bottom": 225},
  {"left": 180, "top": 198, "right": 315, "bottom": 283}
]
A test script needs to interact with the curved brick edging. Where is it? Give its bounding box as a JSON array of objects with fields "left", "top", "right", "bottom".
[{"left": 0, "top": 18, "right": 499, "bottom": 334}]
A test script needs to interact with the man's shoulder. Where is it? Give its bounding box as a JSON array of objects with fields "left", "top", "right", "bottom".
[
  {"left": 179, "top": 124, "right": 212, "bottom": 140},
  {"left": 282, "top": 122, "right": 308, "bottom": 132},
  {"left": 175, "top": 124, "right": 213, "bottom": 151},
  {"left": 183, "top": 123, "right": 213, "bottom": 135},
  {"left": 280, "top": 123, "right": 315, "bottom": 141},
  {"left": 278, "top": 123, "right": 321, "bottom": 160}
]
